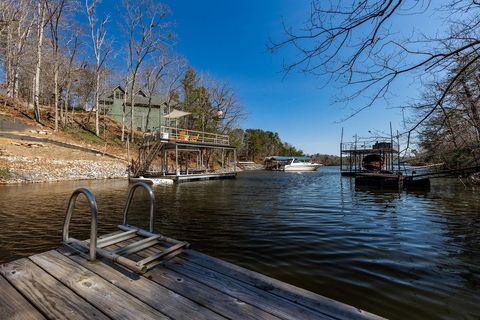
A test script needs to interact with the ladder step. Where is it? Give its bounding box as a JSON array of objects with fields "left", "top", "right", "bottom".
[
  {"left": 112, "top": 235, "right": 162, "bottom": 256},
  {"left": 137, "top": 242, "right": 187, "bottom": 267},
  {"left": 96, "top": 230, "right": 138, "bottom": 248}
]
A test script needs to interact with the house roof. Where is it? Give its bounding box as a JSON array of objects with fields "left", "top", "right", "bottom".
[{"left": 99, "top": 85, "right": 170, "bottom": 107}]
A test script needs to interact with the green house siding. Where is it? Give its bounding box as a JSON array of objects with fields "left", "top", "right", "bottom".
[{"left": 100, "top": 87, "right": 167, "bottom": 132}]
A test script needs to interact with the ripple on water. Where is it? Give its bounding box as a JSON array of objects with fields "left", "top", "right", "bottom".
[{"left": 0, "top": 168, "right": 479, "bottom": 319}]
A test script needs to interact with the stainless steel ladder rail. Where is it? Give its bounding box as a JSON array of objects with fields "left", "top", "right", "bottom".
[
  {"left": 123, "top": 182, "right": 156, "bottom": 232},
  {"left": 62, "top": 183, "right": 189, "bottom": 273},
  {"left": 62, "top": 188, "right": 98, "bottom": 261}
]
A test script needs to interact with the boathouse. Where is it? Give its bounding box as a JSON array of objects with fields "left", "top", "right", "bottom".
[
  {"left": 340, "top": 139, "right": 400, "bottom": 176},
  {"left": 131, "top": 109, "right": 237, "bottom": 182}
]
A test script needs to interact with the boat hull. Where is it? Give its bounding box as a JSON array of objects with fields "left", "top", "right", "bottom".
[{"left": 284, "top": 164, "right": 322, "bottom": 172}]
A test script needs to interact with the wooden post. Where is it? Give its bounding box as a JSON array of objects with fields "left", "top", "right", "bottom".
[
  {"left": 221, "top": 148, "right": 224, "bottom": 169},
  {"left": 340, "top": 127, "right": 343, "bottom": 172},
  {"left": 175, "top": 144, "right": 178, "bottom": 176},
  {"left": 354, "top": 134, "right": 357, "bottom": 173},
  {"left": 127, "top": 139, "right": 131, "bottom": 177},
  {"left": 234, "top": 149, "right": 237, "bottom": 173},
  {"left": 397, "top": 130, "right": 400, "bottom": 172},
  {"left": 390, "top": 122, "right": 394, "bottom": 171}
]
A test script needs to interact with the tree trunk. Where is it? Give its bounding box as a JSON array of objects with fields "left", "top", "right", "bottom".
[
  {"left": 33, "top": 2, "right": 46, "bottom": 123},
  {"left": 65, "top": 83, "right": 71, "bottom": 126},
  {"left": 95, "top": 71, "right": 100, "bottom": 136},
  {"left": 145, "top": 97, "right": 153, "bottom": 130},
  {"left": 13, "top": 65, "right": 19, "bottom": 99},
  {"left": 121, "top": 90, "right": 127, "bottom": 141},
  {"left": 460, "top": 79, "right": 480, "bottom": 141},
  {"left": 5, "top": 23, "right": 13, "bottom": 97},
  {"left": 54, "top": 64, "right": 59, "bottom": 131},
  {"left": 129, "top": 80, "right": 136, "bottom": 142}
]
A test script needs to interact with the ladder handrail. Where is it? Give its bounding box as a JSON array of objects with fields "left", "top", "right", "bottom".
[
  {"left": 62, "top": 188, "right": 98, "bottom": 261},
  {"left": 123, "top": 182, "right": 156, "bottom": 233}
]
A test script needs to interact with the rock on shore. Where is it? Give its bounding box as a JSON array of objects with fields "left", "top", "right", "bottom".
[{"left": 0, "top": 155, "right": 127, "bottom": 184}]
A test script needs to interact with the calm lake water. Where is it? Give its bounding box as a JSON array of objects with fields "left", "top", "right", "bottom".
[{"left": 0, "top": 167, "right": 479, "bottom": 319}]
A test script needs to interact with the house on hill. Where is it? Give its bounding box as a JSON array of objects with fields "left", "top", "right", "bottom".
[{"left": 99, "top": 85, "right": 173, "bottom": 132}]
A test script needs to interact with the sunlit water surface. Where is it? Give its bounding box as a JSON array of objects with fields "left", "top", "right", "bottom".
[{"left": 0, "top": 167, "right": 479, "bottom": 319}]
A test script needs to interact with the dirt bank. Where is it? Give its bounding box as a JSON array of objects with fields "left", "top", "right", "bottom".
[{"left": 0, "top": 110, "right": 128, "bottom": 184}]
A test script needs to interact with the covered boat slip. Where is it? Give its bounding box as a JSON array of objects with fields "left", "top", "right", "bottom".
[
  {"left": 340, "top": 140, "right": 400, "bottom": 177},
  {"left": 133, "top": 124, "right": 237, "bottom": 183},
  {"left": 264, "top": 156, "right": 313, "bottom": 171}
]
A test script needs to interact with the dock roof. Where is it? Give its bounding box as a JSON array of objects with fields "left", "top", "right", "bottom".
[{"left": 266, "top": 156, "right": 311, "bottom": 161}]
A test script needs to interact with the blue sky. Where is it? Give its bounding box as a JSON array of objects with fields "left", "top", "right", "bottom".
[
  {"left": 96, "top": 1, "right": 445, "bottom": 155},
  {"left": 160, "top": 0, "right": 422, "bottom": 155}
]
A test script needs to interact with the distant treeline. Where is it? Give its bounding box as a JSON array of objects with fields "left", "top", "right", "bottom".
[
  {"left": 311, "top": 154, "right": 341, "bottom": 166},
  {"left": 229, "top": 128, "right": 303, "bottom": 163}
]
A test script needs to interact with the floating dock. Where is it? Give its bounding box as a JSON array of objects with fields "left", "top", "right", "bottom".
[
  {"left": 130, "top": 172, "right": 237, "bottom": 184},
  {"left": 0, "top": 183, "right": 384, "bottom": 320},
  {"left": 355, "top": 172, "right": 404, "bottom": 189}
]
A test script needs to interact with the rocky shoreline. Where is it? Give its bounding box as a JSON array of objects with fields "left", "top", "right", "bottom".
[{"left": 0, "top": 155, "right": 128, "bottom": 184}]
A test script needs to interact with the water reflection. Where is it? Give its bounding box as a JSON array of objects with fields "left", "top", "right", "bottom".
[{"left": 0, "top": 168, "right": 479, "bottom": 319}]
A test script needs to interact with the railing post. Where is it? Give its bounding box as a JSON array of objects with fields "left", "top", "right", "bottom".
[
  {"left": 62, "top": 188, "right": 98, "bottom": 261},
  {"left": 123, "top": 182, "right": 156, "bottom": 233}
]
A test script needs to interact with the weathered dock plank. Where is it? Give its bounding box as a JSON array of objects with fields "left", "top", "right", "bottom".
[
  {"left": 60, "top": 248, "right": 227, "bottom": 320},
  {"left": 130, "top": 237, "right": 383, "bottom": 320},
  {"left": 164, "top": 256, "right": 334, "bottom": 320},
  {"left": 0, "top": 258, "right": 107, "bottom": 320},
  {"left": 0, "top": 231, "right": 385, "bottom": 320},
  {"left": 144, "top": 262, "right": 281, "bottom": 320},
  {"left": 105, "top": 239, "right": 281, "bottom": 320},
  {"left": 30, "top": 250, "right": 169, "bottom": 320},
  {"left": 181, "top": 250, "right": 383, "bottom": 320},
  {"left": 0, "top": 275, "right": 45, "bottom": 320},
  {"left": 128, "top": 241, "right": 331, "bottom": 320}
]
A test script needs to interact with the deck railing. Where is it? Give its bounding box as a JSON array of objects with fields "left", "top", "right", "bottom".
[{"left": 144, "top": 126, "right": 230, "bottom": 146}]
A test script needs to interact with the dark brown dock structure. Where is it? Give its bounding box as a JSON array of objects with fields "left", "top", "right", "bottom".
[
  {"left": 340, "top": 140, "right": 399, "bottom": 177},
  {"left": 132, "top": 125, "right": 237, "bottom": 183},
  {"left": 0, "top": 184, "right": 384, "bottom": 320}
]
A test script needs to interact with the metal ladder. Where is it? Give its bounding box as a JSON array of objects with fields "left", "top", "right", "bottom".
[{"left": 62, "top": 182, "right": 189, "bottom": 273}]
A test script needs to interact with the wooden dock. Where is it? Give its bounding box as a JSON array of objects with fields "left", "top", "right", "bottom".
[
  {"left": 130, "top": 172, "right": 237, "bottom": 184},
  {"left": 0, "top": 182, "right": 385, "bottom": 320},
  {"left": 0, "top": 239, "right": 384, "bottom": 320},
  {"left": 355, "top": 172, "right": 404, "bottom": 189}
]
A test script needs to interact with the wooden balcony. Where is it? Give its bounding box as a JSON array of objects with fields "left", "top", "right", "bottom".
[{"left": 143, "top": 126, "right": 230, "bottom": 147}]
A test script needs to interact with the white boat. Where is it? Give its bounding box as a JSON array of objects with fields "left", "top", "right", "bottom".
[
  {"left": 284, "top": 159, "right": 323, "bottom": 172},
  {"left": 129, "top": 176, "right": 174, "bottom": 185}
]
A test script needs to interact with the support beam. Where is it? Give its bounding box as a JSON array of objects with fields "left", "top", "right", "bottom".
[{"left": 175, "top": 144, "right": 178, "bottom": 176}]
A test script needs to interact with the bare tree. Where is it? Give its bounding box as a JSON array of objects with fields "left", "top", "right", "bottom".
[
  {"left": 63, "top": 27, "right": 80, "bottom": 125},
  {"left": 142, "top": 57, "right": 170, "bottom": 130},
  {"left": 415, "top": 55, "right": 480, "bottom": 166},
  {"left": 123, "top": 0, "right": 171, "bottom": 142},
  {"left": 46, "top": 0, "right": 67, "bottom": 131},
  {"left": 271, "top": 1, "right": 480, "bottom": 148},
  {"left": 85, "top": 0, "right": 111, "bottom": 136},
  {"left": 142, "top": 55, "right": 185, "bottom": 129},
  {"left": 207, "top": 79, "right": 247, "bottom": 134},
  {"left": 32, "top": 0, "right": 49, "bottom": 122},
  {"left": 0, "top": 0, "right": 35, "bottom": 99}
]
